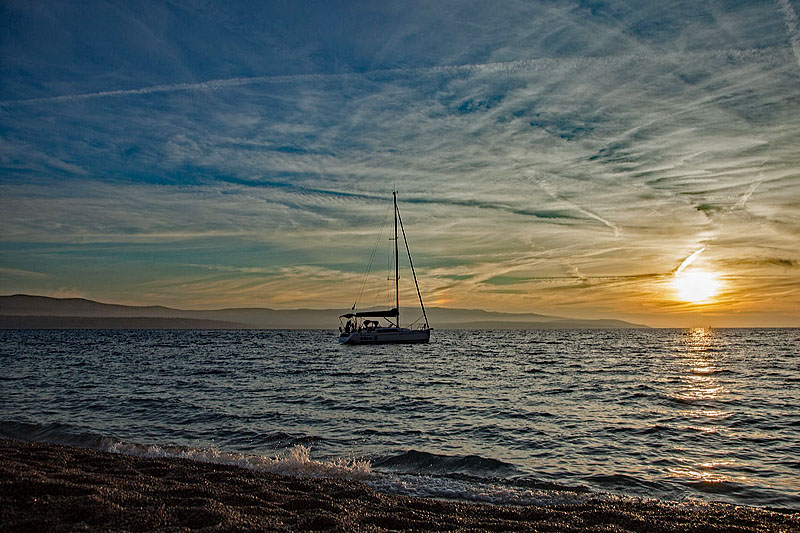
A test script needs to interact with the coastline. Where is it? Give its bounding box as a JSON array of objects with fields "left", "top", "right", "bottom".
[{"left": 1, "top": 439, "right": 797, "bottom": 532}]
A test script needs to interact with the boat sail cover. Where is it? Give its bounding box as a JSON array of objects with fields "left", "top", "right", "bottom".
[{"left": 339, "top": 308, "right": 399, "bottom": 319}]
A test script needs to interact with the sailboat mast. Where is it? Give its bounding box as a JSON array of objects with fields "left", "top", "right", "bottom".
[{"left": 393, "top": 191, "right": 400, "bottom": 328}]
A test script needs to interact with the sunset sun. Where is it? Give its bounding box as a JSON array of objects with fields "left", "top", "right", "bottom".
[{"left": 673, "top": 270, "right": 721, "bottom": 303}]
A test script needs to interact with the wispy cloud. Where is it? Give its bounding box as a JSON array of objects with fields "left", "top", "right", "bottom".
[
  {"left": 0, "top": 47, "right": 789, "bottom": 108},
  {"left": 1, "top": 1, "right": 798, "bottom": 325},
  {"left": 777, "top": 0, "right": 800, "bottom": 68},
  {"left": 531, "top": 174, "right": 621, "bottom": 237},
  {"left": 0, "top": 267, "right": 49, "bottom": 279}
]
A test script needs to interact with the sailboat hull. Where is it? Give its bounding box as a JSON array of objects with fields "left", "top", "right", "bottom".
[{"left": 339, "top": 328, "right": 431, "bottom": 345}]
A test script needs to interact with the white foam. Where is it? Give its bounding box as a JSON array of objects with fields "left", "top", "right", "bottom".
[
  {"left": 103, "top": 439, "right": 615, "bottom": 507},
  {"left": 104, "top": 441, "right": 372, "bottom": 480}
]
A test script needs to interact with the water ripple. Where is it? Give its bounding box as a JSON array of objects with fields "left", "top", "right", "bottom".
[{"left": 1, "top": 328, "right": 798, "bottom": 509}]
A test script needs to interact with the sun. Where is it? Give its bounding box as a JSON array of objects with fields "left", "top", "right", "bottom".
[{"left": 672, "top": 270, "right": 721, "bottom": 303}]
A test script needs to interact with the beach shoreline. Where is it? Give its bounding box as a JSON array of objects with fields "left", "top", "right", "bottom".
[{"left": 1, "top": 438, "right": 797, "bottom": 532}]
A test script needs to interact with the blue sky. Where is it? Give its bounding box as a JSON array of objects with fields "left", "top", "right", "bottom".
[{"left": 1, "top": 0, "right": 799, "bottom": 326}]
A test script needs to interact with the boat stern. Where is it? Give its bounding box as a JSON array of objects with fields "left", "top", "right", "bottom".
[{"left": 338, "top": 331, "right": 358, "bottom": 344}]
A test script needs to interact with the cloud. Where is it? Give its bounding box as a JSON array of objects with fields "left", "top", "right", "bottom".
[
  {"left": 0, "top": 267, "right": 49, "bottom": 279},
  {"left": 1, "top": 0, "right": 798, "bottom": 324},
  {"left": 777, "top": 0, "right": 800, "bottom": 68},
  {"left": 0, "top": 46, "right": 790, "bottom": 108},
  {"left": 768, "top": 258, "right": 798, "bottom": 268}
]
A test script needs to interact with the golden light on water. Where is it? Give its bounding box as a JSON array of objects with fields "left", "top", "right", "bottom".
[
  {"left": 665, "top": 328, "right": 742, "bottom": 488},
  {"left": 672, "top": 270, "right": 721, "bottom": 303}
]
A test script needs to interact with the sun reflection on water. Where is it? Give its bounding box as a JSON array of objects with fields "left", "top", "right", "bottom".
[
  {"left": 673, "top": 328, "right": 725, "bottom": 403},
  {"left": 667, "top": 460, "right": 743, "bottom": 485},
  {"left": 665, "top": 328, "right": 742, "bottom": 488}
]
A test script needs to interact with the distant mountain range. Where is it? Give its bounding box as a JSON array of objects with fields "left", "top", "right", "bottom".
[{"left": 0, "top": 294, "right": 649, "bottom": 329}]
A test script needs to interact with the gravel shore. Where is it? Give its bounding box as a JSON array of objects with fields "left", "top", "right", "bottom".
[{"left": 1, "top": 438, "right": 797, "bottom": 532}]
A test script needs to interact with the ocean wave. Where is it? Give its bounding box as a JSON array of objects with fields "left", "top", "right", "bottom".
[
  {"left": 104, "top": 441, "right": 373, "bottom": 480},
  {"left": 101, "top": 440, "right": 613, "bottom": 507},
  {"left": 584, "top": 473, "right": 673, "bottom": 495},
  {"left": 0, "top": 419, "right": 608, "bottom": 508},
  {"left": 373, "top": 449, "right": 518, "bottom": 476},
  {"left": 366, "top": 472, "right": 599, "bottom": 507},
  {"left": 0, "top": 419, "right": 367, "bottom": 479},
  {"left": 0, "top": 420, "right": 115, "bottom": 449}
]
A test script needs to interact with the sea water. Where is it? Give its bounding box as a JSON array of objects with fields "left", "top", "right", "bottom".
[{"left": 1, "top": 328, "right": 798, "bottom": 510}]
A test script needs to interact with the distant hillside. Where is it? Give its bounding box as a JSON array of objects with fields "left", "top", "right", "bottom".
[
  {"left": 0, "top": 294, "right": 650, "bottom": 329},
  {"left": 436, "top": 319, "right": 645, "bottom": 330},
  {"left": 0, "top": 315, "right": 247, "bottom": 330}
]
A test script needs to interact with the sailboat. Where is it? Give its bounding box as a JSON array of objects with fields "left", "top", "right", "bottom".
[{"left": 338, "top": 192, "right": 432, "bottom": 344}]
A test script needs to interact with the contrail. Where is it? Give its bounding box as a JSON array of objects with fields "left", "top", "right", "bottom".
[
  {"left": 533, "top": 176, "right": 621, "bottom": 237},
  {"left": 675, "top": 246, "right": 706, "bottom": 275},
  {"left": 0, "top": 72, "right": 348, "bottom": 107},
  {"left": 735, "top": 180, "right": 761, "bottom": 208},
  {"left": 0, "top": 60, "right": 563, "bottom": 107},
  {"left": 777, "top": 0, "right": 800, "bottom": 69},
  {"left": 571, "top": 203, "right": 621, "bottom": 238},
  {"left": 0, "top": 48, "right": 787, "bottom": 108}
]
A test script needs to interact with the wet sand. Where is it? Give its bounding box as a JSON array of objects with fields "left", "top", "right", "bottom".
[{"left": 1, "top": 438, "right": 797, "bottom": 532}]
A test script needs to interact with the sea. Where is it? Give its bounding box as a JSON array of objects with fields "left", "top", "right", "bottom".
[{"left": 1, "top": 328, "right": 798, "bottom": 511}]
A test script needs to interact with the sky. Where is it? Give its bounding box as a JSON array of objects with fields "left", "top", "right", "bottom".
[{"left": 1, "top": 0, "right": 799, "bottom": 327}]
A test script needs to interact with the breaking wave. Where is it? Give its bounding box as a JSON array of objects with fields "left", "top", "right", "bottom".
[
  {"left": 0, "top": 419, "right": 610, "bottom": 508},
  {"left": 104, "top": 440, "right": 373, "bottom": 480}
]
